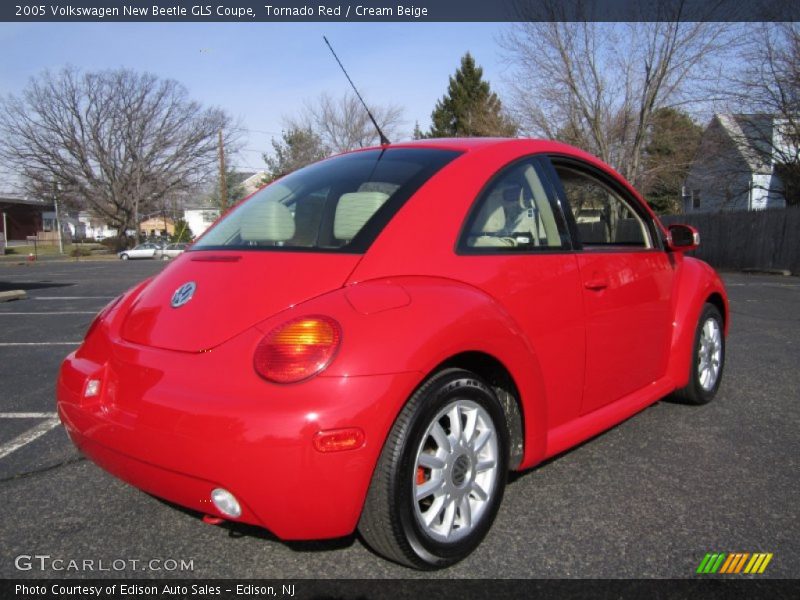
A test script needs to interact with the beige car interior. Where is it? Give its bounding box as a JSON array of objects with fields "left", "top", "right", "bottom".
[
  {"left": 240, "top": 200, "right": 296, "bottom": 243},
  {"left": 468, "top": 164, "right": 562, "bottom": 248},
  {"left": 333, "top": 192, "right": 390, "bottom": 241},
  {"left": 234, "top": 190, "right": 391, "bottom": 246}
]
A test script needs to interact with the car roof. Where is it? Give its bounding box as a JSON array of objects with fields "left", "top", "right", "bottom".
[
  {"left": 347, "top": 136, "right": 662, "bottom": 278},
  {"left": 360, "top": 137, "right": 594, "bottom": 158},
  {"left": 352, "top": 138, "right": 619, "bottom": 175}
]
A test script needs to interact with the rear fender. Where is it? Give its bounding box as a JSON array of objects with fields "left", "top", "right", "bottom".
[{"left": 257, "top": 277, "right": 549, "bottom": 467}]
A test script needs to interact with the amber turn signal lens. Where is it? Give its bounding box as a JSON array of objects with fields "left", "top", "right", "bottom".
[
  {"left": 254, "top": 316, "right": 341, "bottom": 383},
  {"left": 313, "top": 428, "right": 366, "bottom": 453}
]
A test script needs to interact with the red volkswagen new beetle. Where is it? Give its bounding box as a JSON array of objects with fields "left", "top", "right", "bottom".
[{"left": 57, "top": 138, "right": 728, "bottom": 568}]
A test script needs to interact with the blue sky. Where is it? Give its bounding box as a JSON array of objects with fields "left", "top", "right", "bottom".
[{"left": 0, "top": 22, "right": 508, "bottom": 174}]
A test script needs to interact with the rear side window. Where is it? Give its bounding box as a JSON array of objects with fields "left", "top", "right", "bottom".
[
  {"left": 460, "top": 158, "right": 571, "bottom": 252},
  {"left": 193, "top": 148, "right": 460, "bottom": 253}
]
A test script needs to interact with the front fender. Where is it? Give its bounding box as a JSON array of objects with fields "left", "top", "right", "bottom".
[{"left": 666, "top": 255, "right": 729, "bottom": 389}]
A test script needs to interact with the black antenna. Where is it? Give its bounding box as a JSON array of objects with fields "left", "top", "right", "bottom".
[{"left": 323, "top": 36, "right": 390, "bottom": 146}]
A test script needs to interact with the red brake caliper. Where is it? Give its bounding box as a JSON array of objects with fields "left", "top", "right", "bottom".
[{"left": 416, "top": 467, "right": 426, "bottom": 485}]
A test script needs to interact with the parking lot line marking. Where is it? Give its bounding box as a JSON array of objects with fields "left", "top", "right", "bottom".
[
  {"left": 0, "top": 412, "right": 59, "bottom": 419},
  {"left": 0, "top": 312, "right": 97, "bottom": 315},
  {"left": 0, "top": 342, "right": 81, "bottom": 346},
  {"left": 0, "top": 416, "right": 60, "bottom": 460}
]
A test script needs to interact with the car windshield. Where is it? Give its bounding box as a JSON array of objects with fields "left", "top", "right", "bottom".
[{"left": 193, "top": 147, "right": 460, "bottom": 253}]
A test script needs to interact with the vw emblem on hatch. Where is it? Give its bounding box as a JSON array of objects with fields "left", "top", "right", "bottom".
[{"left": 171, "top": 282, "right": 196, "bottom": 308}]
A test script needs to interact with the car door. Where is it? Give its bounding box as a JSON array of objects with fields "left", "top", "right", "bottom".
[
  {"left": 456, "top": 156, "right": 587, "bottom": 429},
  {"left": 135, "top": 244, "right": 154, "bottom": 258},
  {"left": 544, "top": 156, "right": 674, "bottom": 415}
]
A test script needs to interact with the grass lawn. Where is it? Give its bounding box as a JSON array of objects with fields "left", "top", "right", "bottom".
[{"left": 1, "top": 242, "right": 114, "bottom": 261}]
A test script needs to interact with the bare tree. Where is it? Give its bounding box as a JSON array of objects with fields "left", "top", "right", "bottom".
[
  {"left": 500, "top": 1, "right": 735, "bottom": 189},
  {"left": 0, "top": 67, "right": 238, "bottom": 248},
  {"left": 288, "top": 91, "right": 404, "bottom": 153},
  {"left": 723, "top": 23, "right": 800, "bottom": 206}
]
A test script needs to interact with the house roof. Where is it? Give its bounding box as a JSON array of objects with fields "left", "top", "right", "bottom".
[
  {"left": 0, "top": 192, "right": 51, "bottom": 207},
  {"left": 715, "top": 114, "right": 775, "bottom": 174}
]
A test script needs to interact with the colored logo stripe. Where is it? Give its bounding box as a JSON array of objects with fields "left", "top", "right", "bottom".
[{"left": 697, "top": 553, "right": 773, "bottom": 574}]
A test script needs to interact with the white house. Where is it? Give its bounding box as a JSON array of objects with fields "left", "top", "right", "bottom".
[
  {"left": 77, "top": 211, "right": 117, "bottom": 240},
  {"left": 238, "top": 171, "right": 267, "bottom": 197},
  {"left": 184, "top": 171, "right": 266, "bottom": 238},
  {"left": 183, "top": 207, "right": 220, "bottom": 238},
  {"left": 683, "top": 114, "right": 791, "bottom": 213}
]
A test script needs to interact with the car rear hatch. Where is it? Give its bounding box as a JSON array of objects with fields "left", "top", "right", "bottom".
[{"left": 120, "top": 251, "right": 361, "bottom": 352}]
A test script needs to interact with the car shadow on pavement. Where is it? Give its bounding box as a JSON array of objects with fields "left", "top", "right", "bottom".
[
  {"left": 506, "top": 399, "right": 670, "bottom": 485},
  {"left": 0, "top": 280, "right": 74, "bottom": 291},
  {"left": 152, "top": 496, "right": 357, "bottom": 553}
]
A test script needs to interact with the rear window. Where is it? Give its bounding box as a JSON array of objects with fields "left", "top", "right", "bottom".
[{"left": 193, "top": 148, "right": 460, "bottom": 253}]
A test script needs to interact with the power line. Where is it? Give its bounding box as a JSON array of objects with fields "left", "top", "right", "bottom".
[{"left": 238, "top": 127, "right": 282, "bottom": 135}]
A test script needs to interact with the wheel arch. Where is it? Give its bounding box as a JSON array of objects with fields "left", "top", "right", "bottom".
[
  {"left": 666, "top": 257, "right": 729, "bottom": 389},
  {"left": 429, "top": 351, "right": 525, "bottom": 469},
  {"left": 291, "top": 276, "right": 550, "bottom": 470},
  {"left": 706, "top": 291, "right": 728, "bottom": 331}
]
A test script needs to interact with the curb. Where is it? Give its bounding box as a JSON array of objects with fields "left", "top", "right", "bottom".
[
  {"left": 741, "top": 268, "right": 793, "bottom": 276},
  {"left": 0, "top": 290, "right": 26, "bottom": 302}
]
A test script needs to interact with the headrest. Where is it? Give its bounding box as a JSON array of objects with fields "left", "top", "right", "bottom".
[
  {"left": 474, "top": 189, "right": 507, "bottom": 233},
  {"left": 240, "top": 200, "right": 295, "bottom": 242},
  {"left": 334, "top": 192, "right": 389, "bottom": 240}
]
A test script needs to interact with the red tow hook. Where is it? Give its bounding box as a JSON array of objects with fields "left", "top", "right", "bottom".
[{"left": 202, "top": 515, "right": 224, "bottom": 525}]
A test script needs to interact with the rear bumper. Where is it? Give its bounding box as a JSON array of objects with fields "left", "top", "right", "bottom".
[{"left": 57, "top": 334, "right": 420, "bottom": 540}]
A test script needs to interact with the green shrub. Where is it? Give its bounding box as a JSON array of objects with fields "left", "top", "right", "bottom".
[{"left": 70, "top": 246, "right": 92, "bottom": 257}]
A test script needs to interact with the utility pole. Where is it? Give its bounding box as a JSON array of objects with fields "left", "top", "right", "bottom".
[
  {"left": 53, "top": 181, "right": 64, "bottom": 255},
  {"left": 218, "top": 129, "right": 228, "bottom": 211}
]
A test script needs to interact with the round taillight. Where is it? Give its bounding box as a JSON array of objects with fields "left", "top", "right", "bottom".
[{"left": 254, "top": 316, "right": 341, "bottom": 384}]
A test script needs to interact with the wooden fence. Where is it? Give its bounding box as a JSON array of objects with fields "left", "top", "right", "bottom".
[{"left": 661, "top": 207, "right": 800, "bottom": 274}]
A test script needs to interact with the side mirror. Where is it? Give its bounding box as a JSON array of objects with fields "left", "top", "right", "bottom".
[{"left": 667, "top": 224, "right": 700, "bottom": 252}]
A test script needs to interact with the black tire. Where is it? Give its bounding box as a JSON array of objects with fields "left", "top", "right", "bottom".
[
  {"left": 120, "top": 253, "right": 129, "bottom": 260},
  {"left": 672, "top": 303, "right": 725, "bottom": 405},
  {"left": 358, "top": 368, "right": 509, "bottom": 569}
]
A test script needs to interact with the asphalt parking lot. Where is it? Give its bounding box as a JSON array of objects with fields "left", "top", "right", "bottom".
[{"left": 0, "top": 260, "right": 797, "bottom": 579}]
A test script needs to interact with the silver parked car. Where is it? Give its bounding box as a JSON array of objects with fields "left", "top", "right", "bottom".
[
  {"left": 118, "top": 243, "right": 163, "bottom": 260},
  {"left": 161, "top": 243, "right": 189, "bottom": 260}
]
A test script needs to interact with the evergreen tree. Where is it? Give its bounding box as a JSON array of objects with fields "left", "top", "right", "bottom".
[
  {"left": 641, "top": 108, "right": 703, "bottom": 214},
  {"left": 208, "top": 167, "right": 247, "bottom": 209},
  {"left": 412, "top": 121, "right": 425, "bottom": 140},
  {"left": 171, "top": 218, "right": 194, "bottom": 243},
  {"left": 263, "top": 127, "right": 326, "bottom": 182},
  {"left": 428, "top": 53, "right": 517, "bottom": 138}
]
